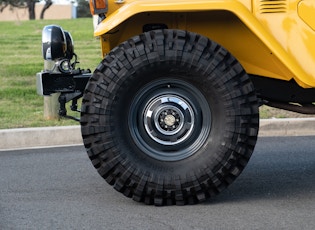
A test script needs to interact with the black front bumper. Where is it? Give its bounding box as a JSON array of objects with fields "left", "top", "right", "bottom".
[{"left": 36, "top": 71, "right": 91, "bottom": 96}]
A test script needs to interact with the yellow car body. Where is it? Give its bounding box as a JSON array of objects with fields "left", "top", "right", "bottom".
[{"left": 94, "top": 0, "right": 315, "bottom": 88}]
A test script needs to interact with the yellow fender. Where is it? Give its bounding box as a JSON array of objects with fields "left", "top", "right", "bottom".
[{"left": 95, "top": 0, "right": 315, "bottom": 88}]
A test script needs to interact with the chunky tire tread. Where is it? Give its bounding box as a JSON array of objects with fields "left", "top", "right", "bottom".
[{"left": 81, "top": 29, "right": 259, "bottom": 205}]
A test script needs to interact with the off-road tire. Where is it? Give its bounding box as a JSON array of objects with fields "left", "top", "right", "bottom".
[{"left": 80, "top": 29, "right": 259, "bottom": 205}]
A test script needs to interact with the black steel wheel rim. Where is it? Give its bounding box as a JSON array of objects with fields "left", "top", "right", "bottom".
[{"left": 128, "top": 79, "right": 211, "bottom": 161}]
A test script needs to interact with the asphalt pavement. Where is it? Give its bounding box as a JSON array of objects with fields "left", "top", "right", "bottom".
[
  {"left": 1, "top": 136, "right": 315, "bottom": 229},
  {"left": 0, "top": 118, "right": 315, "bottom": 150}
]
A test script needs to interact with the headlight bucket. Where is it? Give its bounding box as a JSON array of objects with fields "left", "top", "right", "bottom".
[
  {"left": 42, "top": 25, "right": 74, "bottom": 61},
  {"left": 64, "top": 31, "right": 74, "bottom": 60}
]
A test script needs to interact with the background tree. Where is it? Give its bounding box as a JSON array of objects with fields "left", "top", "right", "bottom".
[
  {"left": 76, "top": 0, "right": 90, "bottom": 18},
  {"left": 0, "top": 0, "right": 53, "bottom": 20},
  {"left": 40, "top": 0, "right": 52, "bottom": 19}
]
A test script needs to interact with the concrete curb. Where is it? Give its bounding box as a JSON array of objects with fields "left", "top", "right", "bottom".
[
  {"left": 259, "top": 118, "right": 315, "bottom": 137},
  {"left": 1, "top": 118, "right": 315, "bottom": 151},
  {"left": 0, "top": 126, "right": 82, "bottom": 151}
]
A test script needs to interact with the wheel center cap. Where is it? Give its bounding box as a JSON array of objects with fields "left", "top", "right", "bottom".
[{"left": 164, "top": 114, "right": 176, "bottom": 126}]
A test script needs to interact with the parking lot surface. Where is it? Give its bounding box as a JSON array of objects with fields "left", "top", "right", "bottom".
[{"left": 1, "top": 136, "right": 315, "bottom": 229}]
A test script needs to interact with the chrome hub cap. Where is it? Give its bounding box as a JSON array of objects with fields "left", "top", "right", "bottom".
[{"left": 144, "top": 95, "right": 194, "bottom": 145}]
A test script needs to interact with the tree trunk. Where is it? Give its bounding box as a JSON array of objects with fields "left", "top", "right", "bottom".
[
  {"left": 40, "top": 0, "right": 53, "bottom": 19},
  {"left": 27, "top": 0, "right": 36, "bottom": 20},
  {"left": 0, "top": 3, "right": 9, "bottom": 13}
]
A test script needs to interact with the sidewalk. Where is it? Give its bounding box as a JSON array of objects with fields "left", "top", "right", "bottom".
[{"left": 1, "top": 118, "right": 315, "bottom": 151}]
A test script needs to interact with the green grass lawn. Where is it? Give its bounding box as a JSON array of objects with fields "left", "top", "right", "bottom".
[
  {"left": 0, "top": 18, "right": 313, "bottom": 130},
  {"left": 0, "top": 18, "right": 101, "bottom": 129}
]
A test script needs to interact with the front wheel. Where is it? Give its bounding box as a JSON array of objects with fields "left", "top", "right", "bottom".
[{"left": 81, "top": 29, "right": 259, "bottom": 205}]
